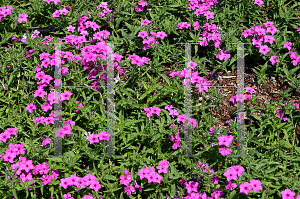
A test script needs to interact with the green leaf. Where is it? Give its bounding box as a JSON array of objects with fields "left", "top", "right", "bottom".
[
  {"left": 282, "top": 141, "right": 292, "bottom": 149},
  {"left": 228, "top": 190, "right": 236, "bottom": 199},
  {"left": 72, "top": 125, "right": 87, "bottom": 133},
  {"left": 124, "top": 119, "right": 142, "bottom": 127},
  {"left": 47, "top": 156, "right": 63, "bottom": 162},
  {"left": 115, "top": 17, "right": 123, "bottom": 30},
  {"left": 139, "top": 90, "right": 152, "bottom": 100},
  {"left": 255, "top": 162, "right": 268, "bottom": 170},
  {"left": 104, "top": 175, "right": 118, "bottom": 181},
  {"left": 143, "top": 188, "right": 155, "bottom": 192},
  {"left": 169, "top": 4, "right": 181, "bottom": 7},
  {"left": 294, "top": 147, "right": 300, "bottom": 154},
  {"left": 251, "top": 114, "right": 261, "bottom": 121},
  {"left": 120, "top": 11, "right": 133, "bottom": 16},
  {"left": 146, "top": 148, "right": 154, "bottom": 153},
  {"left": 12, "top": 189, "right": 18, "bottom": 199},
  {"left": 40, "top": 186, "right": 44, "bottom": 196},
  {"left": 39, "top": 126, "right": 49, "bottom": 133},
  {"left": 124, "top": 22, "right": 134, "bottom": 32}
]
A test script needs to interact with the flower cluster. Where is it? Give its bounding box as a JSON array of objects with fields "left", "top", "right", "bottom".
[
  {"left": 52, "top": 7, "right": 70, "bottom": 17},
  {"left": 87, "top": 131, "right": 111, "bottom": 144},
  {"left": 0, "top": 6, "right": 14, "bottom": 21},
  {"left": 137, "top": 29, "right": 167, "bottom": 50},
  {"left": 0, "top": 128, "right": 18, "bottom": 143},
  {"left": 60, "top": 173, "right": 102, "bottom": 192},
  {"left": 1, "top": 150, "right": 60, "bottom": 186},
  {"left": 142, "top": 106, "right": 161, "bottom": 118},
  {"left": 31, "top": 30, "right": 40, "bottom": 40},
  {"left": 119, "top": 161, "right": 171, "bottom": 196},
  {"left": 43, "top": 0, "right": 61, "bottom": 5},
  {"left": 168, "top": 124, "right": 182, "bottom": 150},
  {"left": 218, "top": 135, "right": 234, "bottom": 156},
  {"left": 95, "top": 2, "right": 114, "bottom": 21},
  {"left": 274, "top": 109, "right": 288, "bottom": 122},
  {"left": 135, "top": 0, "right": 148, "bottom": 12},
  {"left": 229, "top": 87, "right": 255, "bottom": 104}
]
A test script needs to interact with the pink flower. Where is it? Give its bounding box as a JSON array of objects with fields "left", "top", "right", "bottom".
[
  {"left": 66, "top": 25, "right": 76, "bottom": 32},
  {"left": 266, "top": 26, "right": 278, "bottom": 35},
  {"left": 138, "top": 0, "right": 147, "bottom": 7},
  {"left": 42, "top": 138, "right": 51, "bottom": 146},
  {"left": 88, "top": 134, "right": 99, "bottom": 144},
  {"left": 223, "top": 168, "right": 238, "bottom": 181},
  {"left": 135, "top": 5, "right": 144, "bottom": 12},
  {"left": 41, "top": 103, "right": 52, "bottom": 112},
  {"left": 83, "top": 174, "right": 96, "bottom": 186},
  {"left": 138, "top": 30, "right": 148, "bottom": 39},
  {"left": 82, "top": 196, "right": 94, "bottom": 199},
  {"left": 134, "top": 182, "right": 144, "bottom": 192},
  {"left": 254, "top": 0, "right": 264, "bottom": 7},
  {"left": 89, "top": 180, "right": 101, "bottom": 192},
  {"left": 59, "top": 8, "right": 69, "bottom": 15},
  {"left": 60, "top": 178, "right": 69, "bottom": 189},
  {"left": 52, "top": 10, "right": 60, "bottom": 17},
  {"left": 225, "top": 180, "right": 237, "bottom": 191},
  {"left": 26, "top": 103, "right": 37, "bottom": 113},
  {"left": 264, "top": 35, "right": 275, "bottom": 45},
  {"left": 141, "top": 19, "right": 151, "bottom": 26},
  {"left": 218, "top": 135, "right": 234, "bottom": 147},
  {"left": 21, "top": 160, "right": 35, "bottom": 172},
  {"left": 18, "top": 14, "right": 28, "bottom": 23},
  {"left": 244, "top": 87, "right": 255, "bottom": 94},
  {"left": 283, "top": 42, "right": 293, "bottom": 51},
  {"left": 249, "top": 179, "right": 263, "bottom": 193},
  {"left": 62, "top": 124, "right": 72, "bottom": 136},
  {"left": 120, "top": 173, "right": 131, "bottom": 186},
  {"left": 236, "top": 94, "right": 245, "bottom": 102},
  {"left": 98, "top": 131, "right": 111, "bottom": 141},
  {"left": 219, "top": 148, "right": 232, "bottom": 156},
  {"left": 34, "top": 88, "right": 47, "bottom": 98},
  {"left": 124, "top": 185, "right": 136, "bottom": 195},
  {"left": 52, "top": 0, "right": 61, "bottom": 5},
  {"left": 259, "top": 45, "right": 270, "bottom": 55},
  {"left": 204, "top": 11, "right": 214, "bottom": 20},
  {"left": 61, "top": 90, "right": 73, "bottom": 102},
  {"left": 63, "top": 193, "right": 73, "bottom": 199},
  {"left": 240, "top": 182, "right": 253, "bottom": 195},
  {"left": 231, "top": 165, "right": 245, "bottom": 177}
]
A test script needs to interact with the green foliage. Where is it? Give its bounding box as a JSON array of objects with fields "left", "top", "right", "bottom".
[{"left": 0, "top": 0, "right": 300, "bottom": 198}]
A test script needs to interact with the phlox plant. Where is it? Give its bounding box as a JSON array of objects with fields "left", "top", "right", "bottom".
[{"left": 0, "top": 0, "right": 300, "bottom": 199}]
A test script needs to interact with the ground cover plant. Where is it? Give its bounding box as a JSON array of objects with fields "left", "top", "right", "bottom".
[{"left": 1, "top": 0, "right": 300, "bottom": 198}]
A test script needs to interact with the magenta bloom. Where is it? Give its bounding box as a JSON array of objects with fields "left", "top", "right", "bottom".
[
  {"left": 259, "top": 45, "right": 270, "bottom": 55},
  {"left": 223, "top": 168, "right": 238, "bottom": 181},
  {"left": 218, "top": 135, "right": 234, "bottom": 147},
  {"left": 61, "top": 90, "right": 73, "bottom": 102},
  {"left": 249, "top": 179, "right": 263, "bottom": 193},
  {"left": 281, "top": 189, "right": 295, "bottom": 199},
  {"left": 219, "top": 148, "right": 232, "bottom": 156},
  {"left": 66, "top": 25, "right": 76, "bottom": 32},
  {"left": 254, "top": 0, "right": 264, "bottom": 7},
  {"left": 88, "top": 134, "right": 99, "bottom": 144},
  {"left": 52, "top": 10, "right": 60, "bottom": 17},
  {"left": 240, "top": 182, "right": 253, "bottom": 195},
  {"left": 18, "top": 14, "right": 28, "bottom": 23},
  {"left": 26, "top": 103, "right": 37, "bottom": 113},
  {"left": 124, "top": 185, "right": 136, "bottom": 195},
  {"left": 141, "top": 19, "right": 151, "bottom": 26},
  {"left": 42, "top": 138, "right": 51, "bottom": 146}
]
